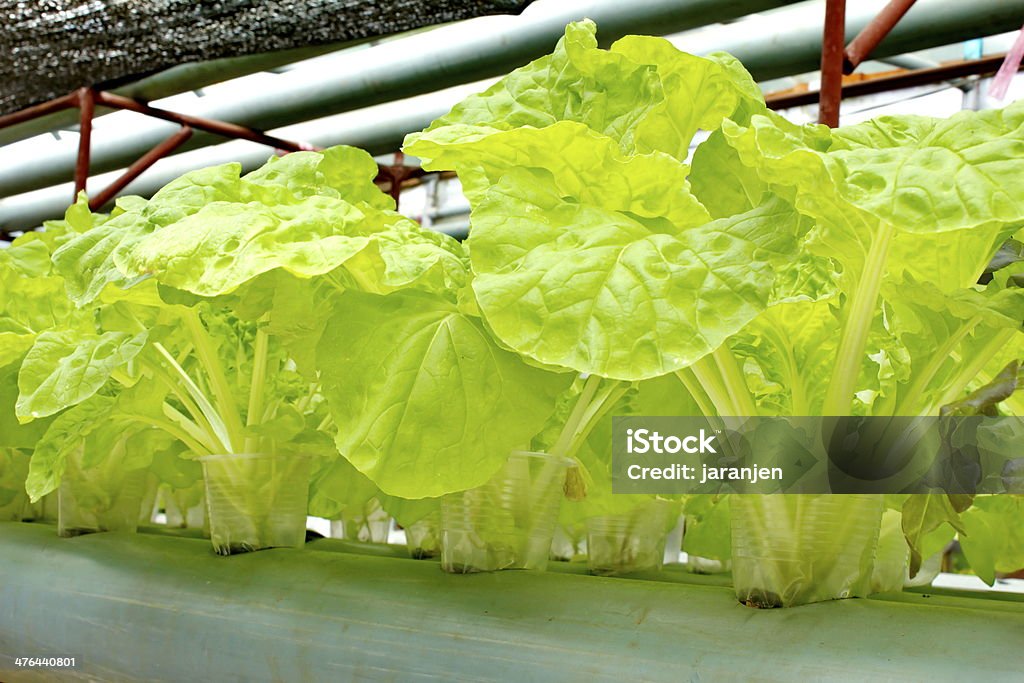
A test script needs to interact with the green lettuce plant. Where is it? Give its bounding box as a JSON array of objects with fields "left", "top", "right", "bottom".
[
  {"left": 13, "top": 145, "right": 467, "bottom": 548},
  {"left": 405, "top": 20, "right": 1024, "bottom": 600}
]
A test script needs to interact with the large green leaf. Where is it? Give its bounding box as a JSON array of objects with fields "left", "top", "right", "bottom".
[
  {"left": 0, "top": 361, "right": 51, "bottom": 449},
  {"left": 117, "top": 159, "right": 466, "bottom": 299},
  {"left": 724, "top": 103, "right": 1024, "bottom": 293},
  {"left": 53, "top": 147, "right": 467, "bottom": 305},
  {"left": 316, "top": 289, "right": 571, "bottom": 498},
  {"left": 682, "top": 495, "right": 732, "bottom": 562},
  {"left": 610, "top": 39, "right": 765, "bottom": 159},
  {"left": 25, "top": 395, "right": 115, "bottom": 500},
  {"left": 959, "top": 495, "right": 1024, "bottom": 585},
  {"left": 901, "top": 493, "right": 968, "bottom": 577},
  {"left": 16, "top": 329, "right": 148, "bottom": 421},
  {"left": 404, "top": 20, "right": 663, "bottom": 161},
  {"left": 464, "top": 125, "right": 802, "bottom": 380}
]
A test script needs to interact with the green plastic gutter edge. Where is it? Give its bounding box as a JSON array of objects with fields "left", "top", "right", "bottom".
[{"left": 0, "top": 523, "right": 1021, "bottom": 682}]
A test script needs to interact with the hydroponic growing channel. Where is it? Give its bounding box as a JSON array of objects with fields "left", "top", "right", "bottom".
[{"left": 1, "top": 12, "right": 1024, "bottom": 683}]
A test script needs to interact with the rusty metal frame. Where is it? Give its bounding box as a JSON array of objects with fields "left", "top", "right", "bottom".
[
  {"left": 843, "top": 0, "right": 918, "bottom": 73},
  {"left": 0, "top": 86, "right": 423, "bottom": 217},
  {"left": 819, "top": 0, "right": 924, "bottom": 127},
  {"left": 818, "top": 0, "right": 847, "bottom": 126},
  {"left": 768, "top": 52, "right": 1018, "bottom": 110}
]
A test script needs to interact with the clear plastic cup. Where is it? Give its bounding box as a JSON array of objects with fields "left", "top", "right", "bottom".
[
  {"left": 22, "top": 491, "right": 57, "bottom": 522},
  {"left": 549, "top": 524, "right": 587, "bottom": 562},
  {"left": 330, "top": 498, "right": 391, "bottom": 544},
  {"left": 441, "top": 451, "right": 573, "bottom": 573},
  {"left": 405, "top": 512, "right": 442, "bottom": 559},
  {"left": 731, "top": 494, "right": 883, "bottom": 608},
  {"left": 162, "top": 481, "right": 207, "bottom": 531},
  {"left": 200, "top": 453, "right": 311, "bottom": 555},
  {"left": 57, "top": 467, "right": 146, "bottom": 537},
  {"left": 586, "top": 500, "right": 675, "bottom": 576}
]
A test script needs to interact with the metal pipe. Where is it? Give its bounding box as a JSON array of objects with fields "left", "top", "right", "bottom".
[
  {"left": 843, "top": 0, "right": 918, "bottom": 74},
  {"left": 0, "top": 91, "right": 79, "bottom": 131},
  {"left": 74, "top": 89, "right": 95, "bottom": 197},
  {"left": 767, "top": 52, "right": 1018, "bottom": 109},
  {"left": 89, "top": 126, "right": 194, "bottom": 211},
  {"left": 819, "top": 0, "right": 847, "bottom": 126},
  {"left": 93, "top": 91, "right": 314, "bottom": 153},
  {"left": 0, "top": 0, "right": 808, "bottom": 198}
]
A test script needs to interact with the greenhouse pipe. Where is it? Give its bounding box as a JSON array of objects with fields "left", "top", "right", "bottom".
[
  {"left": 2, "top": 524, "right": 1023, "bottom": 682},
  {"left": 0, "top": 0, "right": 809, "bottom": 198},
  {"left": 818, "top": 0, "right": 847, "bottom": 126},
  {"left": 843, "top": 0, "right": 918, "bottom": 74}
]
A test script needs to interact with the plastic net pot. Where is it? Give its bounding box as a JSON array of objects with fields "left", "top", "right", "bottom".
[
  {"left": 162, "top": 482, "right": 207, "bottom": 531},
  {"left": 22, "top": 491, "right": 57, "bottom": 522},
  {"left": 0, "top": 450, "right": 29, "bottom": 522},
  {"left": 549, "top": 524, "right": 587, "bottom": 562},
  {"left": 330, "top": 498, "right": 391, "bottom": 544},
  {"left": 731, "top": 494, "right": 883, "bottom": 608},
  {"left": 57, "top": 467, "right": 146, "bottom": 537},
  {"left": 586, "top": 500, "right": 675, "bottom": 576},
  {"left": 440, "top": 451, "right": 573, "bottom": 573},
  {"left": 405, "top": 512, "right": 442, "bottom": 559},
  {"left": 200, "top": 454, "right": 311, "bottom": 555}
]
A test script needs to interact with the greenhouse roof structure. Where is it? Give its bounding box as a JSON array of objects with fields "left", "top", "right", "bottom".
[
  {"left": 1, "top": 0, "right": 1022, "bottom": 235},
  {"left": 0, "top": 0, "right": 532, "bottom": 115}
]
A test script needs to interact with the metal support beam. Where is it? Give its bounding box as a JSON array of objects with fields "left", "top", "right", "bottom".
[
  {"left": 843, "top": 0, "right": 918, "bottom": 73},
  {"left": 766, "top": 52, "right": 1019, "bottom": 109},
  {"left": 675, "top": 0, "right": 1024, "bottom": 82},
  {"left": 819, "top": 0, "right": 847, "bottom": 126},
  {"left": 73, "top": 88, "right": 95, "bottom": 197},
  {"left": 88, "top": 126, "right": 194, "bottom": 211},
  {"left": 0, "top": 91, "right": 79, "bottom": 131},
  {"left": 92, "top": 91, "right": 314, "bottom": 154}
]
